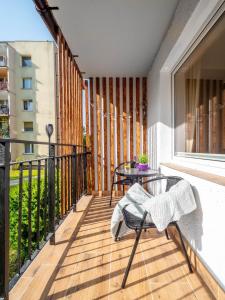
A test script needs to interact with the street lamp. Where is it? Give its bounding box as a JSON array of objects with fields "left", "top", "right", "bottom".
[{"left": 46, "top": 124, "right": 54, "bottom": 144}]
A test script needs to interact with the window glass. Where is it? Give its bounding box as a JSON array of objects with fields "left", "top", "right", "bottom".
[
  {"left": 22, "top": 56, "right": 32, "bottom": 67},
  {"left": 174, "top": 12, "right": 225, "bottom": 156},
  {"left": 0, "top": 56, "right": 6, "bottom": 66},
  {"left": 24, "top": 143, "right": 34, "bottom": 154},
  {"left": 23, "top": 78, "right": 32, "bottom": 89},
  {"left": 24, "top": 121, "right": 33, "bottom": 132},
  {"left": 23, "top": 100, "right": 33, "bottom": 111}
]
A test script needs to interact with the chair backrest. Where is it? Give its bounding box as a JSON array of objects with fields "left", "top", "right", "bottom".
[
  {"left": 141, "top": 176, "right": 183, "bottom": 194},
  {"left": 114, "top": 161, "right": 135, "bottom": 173},
  {"left": 165, "top": 176, "right": 183, "bottom": 191}
]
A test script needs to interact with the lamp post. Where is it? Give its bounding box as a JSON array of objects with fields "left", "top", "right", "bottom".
[{"left": 46, "top": 124, "right": 54, "bottom": 144}]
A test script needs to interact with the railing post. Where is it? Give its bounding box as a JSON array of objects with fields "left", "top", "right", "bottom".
[
  {"left": 0, "top": 141, "right": 10, "bottom": 300},
  {"left": 83, "top": 146, "right": 87, "bottom": 194},
  {"left": 72, "top": 146, "right": 77, "bottom": 212},
  {"left": 48, "top": 144, "right": 55, "bottom": 245}
]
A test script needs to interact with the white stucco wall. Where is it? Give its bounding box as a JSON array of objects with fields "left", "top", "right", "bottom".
[{"left": 147, "top": 0, "right": 225, "bottom": 290}]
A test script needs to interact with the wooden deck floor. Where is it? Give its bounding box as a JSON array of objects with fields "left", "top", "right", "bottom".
[{"left": 10, "top": 196, "right": 215, "bottom": 300}]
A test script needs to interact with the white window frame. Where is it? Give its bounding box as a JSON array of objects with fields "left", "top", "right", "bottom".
[
  {"left": 23, "top": 121, "right": 34, "bottom": 132},
  {"left": 24, "top": 143, "right": 34, "bottom": 154},
  {"left": 23, "top": 99, "right": 33, "bottom": 112},
  {"left": 22, "top": 56, "right": 32, "bottom": 67},
  {"left": 22, "top": 78, "right": 32, "bottom": 89},
  {"left": 171, "top": 2, "right": 225, "bottom": 164}
]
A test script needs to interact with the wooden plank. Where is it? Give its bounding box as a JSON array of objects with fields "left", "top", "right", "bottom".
[
  {"left": 96, "top": 78, "right": 101, "bottom": 191},
  {"left": 123, "top": 78, "right": 127, "bottom": 162},
  {"left": 129, "top": 77, "right": 133, "bottom": 160},
  {"left": 109, "top": 77, "right": 114, "bottom": 188},
  {"left": 136, "top": 78, "right": 140, "bottom": 158},
  {"left": 102, "top": 78, "right": 107, "bottom": 191},
  {"left": 10, "top": 195, "right": 214, "bottom": 300},
  {"left": 143, "top": 77, "right": 147, "bottom": 154},
  {"left": 116, "top": 78, "right": 121, "bottom": 191},
  {"left": 89, "top": 78, "right": 95, "bottom": 191}
]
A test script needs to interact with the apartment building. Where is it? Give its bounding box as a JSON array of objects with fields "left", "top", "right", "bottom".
[{"left": 0, "top": 41, "right": 57, "bottom": 160}]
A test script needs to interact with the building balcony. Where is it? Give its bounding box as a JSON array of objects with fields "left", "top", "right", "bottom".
[
  {"left": 0, "top": 82, "right": 8, "bottom": 91},
  {"left": 0, "top": 105, "right": 9, "bottom": 115}
]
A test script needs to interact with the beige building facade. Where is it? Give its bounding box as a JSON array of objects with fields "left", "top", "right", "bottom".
[{"left": 0, "top": 41, "right": 57, "bottom": 160}]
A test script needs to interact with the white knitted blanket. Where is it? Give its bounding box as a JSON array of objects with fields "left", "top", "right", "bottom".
[{"left": 111, "top": 180, "right": 196, "bottom": 238}]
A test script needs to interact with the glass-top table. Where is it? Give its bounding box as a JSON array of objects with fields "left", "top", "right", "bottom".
[{"left": 116, "top": 167, "right": 159, "bottom": 184}]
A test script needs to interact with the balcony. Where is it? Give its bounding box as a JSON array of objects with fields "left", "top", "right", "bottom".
[
  {"left": 0, "top": 82, "right": 8, "bottom": 91},
  {"left": 1, "top": 0, "right": 225, "bottom": 299},
  {"left": 0, "top": 59, "right": 7, "bottom": 67},
  {"left": 0, "top": 105, "right": 9, "bottom": 115}
]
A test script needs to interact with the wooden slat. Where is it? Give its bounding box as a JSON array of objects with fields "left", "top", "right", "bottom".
[
  {"left": 96, "top": 78, "right": 101, "bottom": 191},
  {"left": 89, "top": 78, "right": 95, "bottom": 191},
  {"left": 123, "top": 78, "right": 127, "bottom": 162},
  {"left": 143, "top": 77, "right": 147, "bottom": 154},
  {"left": 109, "top": 78, "right": 114, "bottom": 186},
  {"left": 129, "top": 78, "right": 133, "bottom": 160},
  {"left": 116, "top": 78, "right": 121, "bottom": 191},
  {"left": 136, "top": 78, "right": 140, "bottom": 158},
  {"left": 103, "top": 78, "right": 107, "bottom": 191}
]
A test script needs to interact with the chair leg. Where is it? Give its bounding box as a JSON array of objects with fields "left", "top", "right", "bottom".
[
  {"left": 165, "top": 229, "right": 170, "bottom": 240},
  {"left": 110, "top": 183, "right": 114, "bottom": 206},
  {"left": 115, "top": 220, "right": 123, "bottom": 241},
  {"left": 175, "top": 223, "right": 193, "bottom": 273},
  {"left": 122, "top": 228, "right": 143, "bottom": 288},
  {"left": 122, "top": 185, "right": 125, "bottom": 195}
]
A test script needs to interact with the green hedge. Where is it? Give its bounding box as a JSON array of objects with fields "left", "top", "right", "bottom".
[{"left": 9, "top": 179, "right": 48, "bottom": 278}]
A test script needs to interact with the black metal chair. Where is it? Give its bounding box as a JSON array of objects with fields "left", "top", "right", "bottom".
[
  {"left": 115, "top": 176, "right": 193, "bottom": 288},
  {"left": 109, "top": 161, "right": 135, "bottom": 206}
]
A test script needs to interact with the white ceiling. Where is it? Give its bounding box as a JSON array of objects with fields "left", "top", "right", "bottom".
[{"left": 49, "top": 0, "right": 179, "bottom": 77}]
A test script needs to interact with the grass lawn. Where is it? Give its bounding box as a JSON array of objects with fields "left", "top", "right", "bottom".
[{"left": 10, "top": 169, "right": 44, "bottom": 180}]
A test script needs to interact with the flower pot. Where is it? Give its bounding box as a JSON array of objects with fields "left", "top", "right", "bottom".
[{"left": 137, "top": 163, "right": 149, "bottom": 171}]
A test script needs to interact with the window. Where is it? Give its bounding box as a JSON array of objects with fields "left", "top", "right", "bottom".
[
  {"left": 24, "top": 122, "right": 33, "bottom": 132},
  {"left": 22, "top": 78, "right": 32, "bottom": 89},
  {"left": 0, "top": 56, "right": 6, "bottom": 66},
  {"left": 23, "top": 100, "right": 33, "bottom": 111},
  {"left": 24, "top": 143, "right": 34, "bottom": 154},
  {"left": 22, "top": 56, "right": 32, "bottom": 67},
  {"left": 174, "top": 12, "right": 225, "bottom": 158},
  {"left": 0, "top": 100, "right": 9, "bottom": 114}
]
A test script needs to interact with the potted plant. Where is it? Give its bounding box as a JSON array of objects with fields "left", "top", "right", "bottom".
[{"left": 137, "top": 154, "right": 149, "bottom": 171}]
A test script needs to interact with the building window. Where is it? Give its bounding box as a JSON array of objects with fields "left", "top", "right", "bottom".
[
  {"left": 24, "top": 122, "right": 33, "bottom": 132},
  {"left": 23, "top": 100, "right": 33, "bottom": 111},
  {"left": 0, "top": 100, "right": 9, "bottom": 115},
  {"left": 24, "top": 143, "right": 34, "bottom": 154},
  {"left": 0, "top": 56, "right": 6, "bottom": 67},
  {"left": 22, "top": 56, "right": 32, "bottom": 67},
  {"left": 174, "top": 12, "right": 225, "bottom": 158},
  {"left": 22, "top": 78, "right": 32, "bottom": 89}
]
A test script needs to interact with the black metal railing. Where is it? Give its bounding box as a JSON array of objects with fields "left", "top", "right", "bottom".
[{"left": 0, "top": 139, "right": 90, "bottom": 300}]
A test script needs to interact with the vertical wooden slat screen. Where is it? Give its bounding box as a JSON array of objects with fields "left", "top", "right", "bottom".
[
  {"left": 57, "top": 29, "right": 83, "bottom": 148},
  {"left": 57, "top": 30, "right": 84, "bottom": 213},
  {"left": 87, "top": 77, "right": 147, "bottom": 194}
]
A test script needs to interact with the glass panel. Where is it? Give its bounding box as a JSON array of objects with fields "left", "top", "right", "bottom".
[
  {"left": 24, "top": 143, "right": 34, "bottom": 153},
  {"left": 24, "top": 122, "right": 33, "bottom": 132},
  {"left": 174, "top": 12, "right": 225, "bottom": 156},
  {"left": 23, "top": 78, "right": 32, "bottom": 89},
  {"left": 22, "top": 56, "right": 32, "bottom": 67},
  {"left": 23, "top": 100, "right": 33, "bottom": 111}
]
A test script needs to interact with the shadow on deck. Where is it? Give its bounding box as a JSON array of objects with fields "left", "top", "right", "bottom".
[{"left": 10, "top": 196, "right": 214, "bottom": 300}]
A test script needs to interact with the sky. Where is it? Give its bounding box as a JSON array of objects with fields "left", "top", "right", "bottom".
[{"left": 0, "top": 0, "right": 53, "bottom": 41}]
